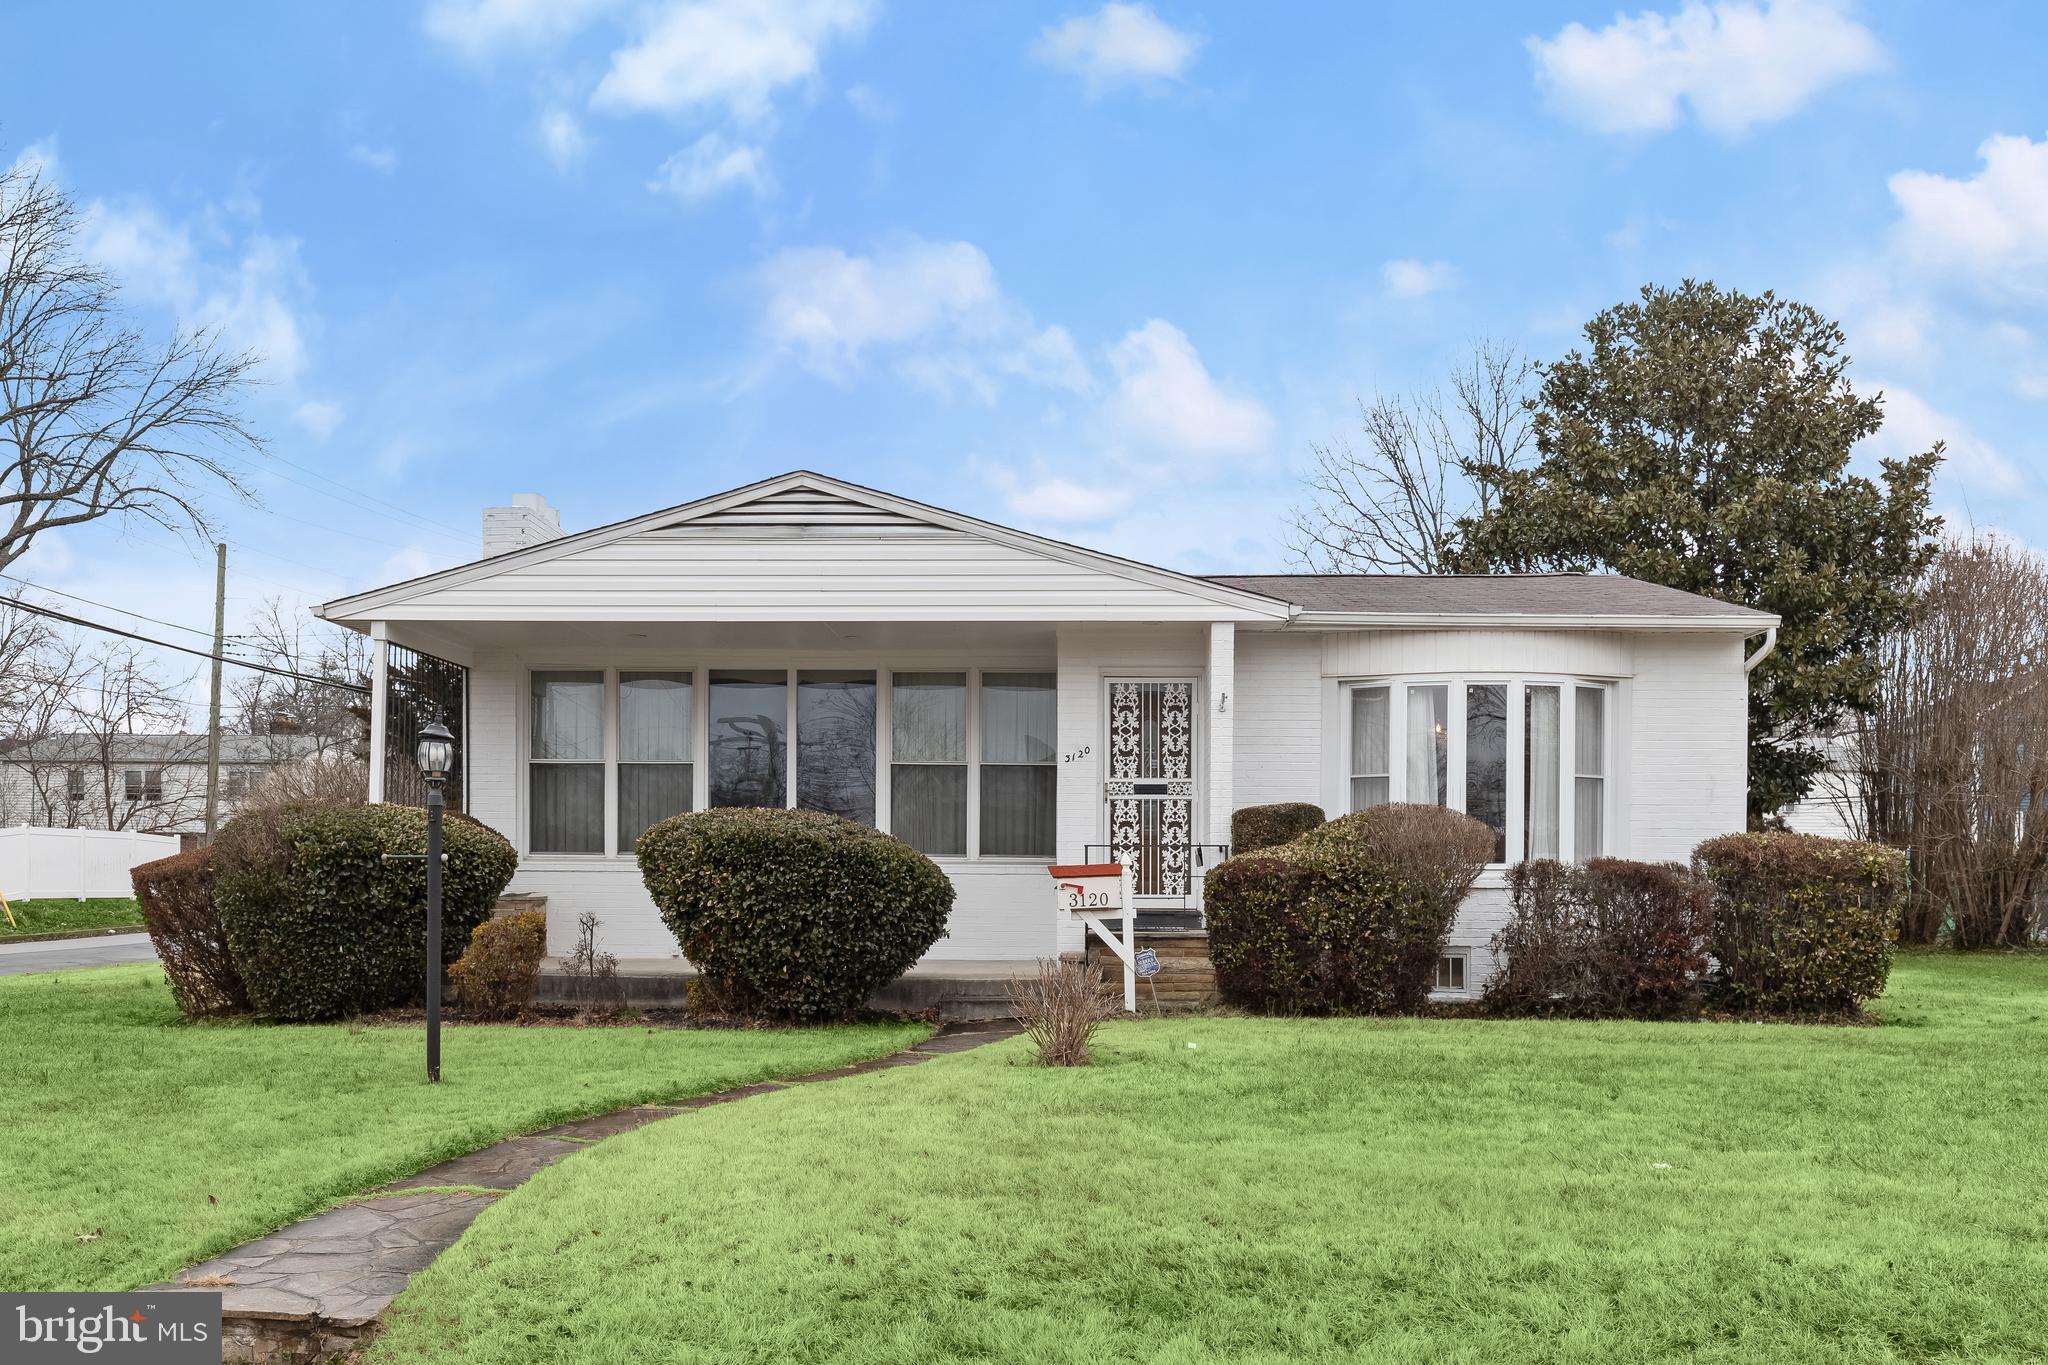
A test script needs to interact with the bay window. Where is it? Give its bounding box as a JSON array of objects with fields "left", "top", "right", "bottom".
[{"left": 1345, "top": 675, "right": 1610, "bottom": 864}]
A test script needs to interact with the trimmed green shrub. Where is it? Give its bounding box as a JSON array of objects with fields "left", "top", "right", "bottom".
[
  {"left": 1693, "top": 831, "right": 1904, "bottom": 1014},
  {"left": 214, "top": 802, "right": 518, "bottom": 1021},
  {"left": 638, "top": 807, "right": 954, "bottom": 1020},
  {"left": 1231, "top": 802, "right": 1326, "bottom": 854},
  {"left": 1485, "top": 858, "right": 1713, "bottom": 1018},
  {"left": 450, "top": 911, "right": 548, "bottom": 1019},
  {"left": 1206, "top": 803, "right": 1493, "bottom": 1014},
  {"left": 131, "top": 846, "right": 246, "bottom": 1018}
]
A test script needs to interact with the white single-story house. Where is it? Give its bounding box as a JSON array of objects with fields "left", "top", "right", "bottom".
[{"left": 319, "top": 471, "right": 1777, "bottom": 995}]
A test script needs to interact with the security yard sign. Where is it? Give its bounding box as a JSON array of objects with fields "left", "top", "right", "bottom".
[{"left": 1048, "top": 862, "right": 1138, "bottom": 1013}]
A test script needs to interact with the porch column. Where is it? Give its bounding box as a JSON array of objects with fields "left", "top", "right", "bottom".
[
  {"left": 367, "top": 622, "right": 389, "bottom": 803},
  {"left": 1208, "top": 622, "right": 1234, "bottom": 847}
]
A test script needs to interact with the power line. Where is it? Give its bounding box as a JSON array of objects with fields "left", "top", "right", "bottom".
[
  {"left": 0, "top": 572, "right": 219, "bottom": 641},
  {"left": 4, "top": 598, "right": 369, "bottom": 694}
]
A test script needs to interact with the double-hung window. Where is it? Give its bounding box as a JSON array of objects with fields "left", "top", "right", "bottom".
[
  {"left": 1346, "top": 675, "right": 1609, "bottom": 864},
  {"left": 891, "top": 673, "right": 967, "bottom": 856},
  {"left": 618, "top": 672, "right": 693, "bottom": 850},
  {"left": 980, "top": 673, "right": 1055, "bottom": 858},
  {"left": 531, "top": 671, "right": 606, "bottom": 853}
]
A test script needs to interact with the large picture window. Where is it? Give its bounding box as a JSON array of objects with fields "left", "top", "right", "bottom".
[
  {"left": 1345, "top": 675, "right": 1609, "bottom": 864},
  {"left": 708, "top": 670, "right": 787, "bottom": 809},
  {"left": 798, "top": 671, "right": 876, "bottom": 824}
]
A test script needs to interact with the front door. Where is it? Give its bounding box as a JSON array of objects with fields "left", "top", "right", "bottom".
[{"left": 1106, "top": 678, "right": 1198, "bottom": 899}]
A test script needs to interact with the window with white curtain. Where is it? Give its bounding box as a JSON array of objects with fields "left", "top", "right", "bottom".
[
  {"left": 980, "top": 672, "right": 1056, "bottom": 858},
  {"left": 531, "top": 671, "right": 604, "bottom": 853},
  {"left": 891, "top": 672, "right": 966, "bottom": 856},
  {"left": 1345, "top": 675, "right": 1610, "bottom": 864},
  {"left": 1349, "top": 685, "right": 1390, "bottom": 810},
  {"left": 1575, "top": 686, "right": 1606, "bottom": 862},
  {"left": 618, "top": 672, "right": 692, "bottom": 851}
]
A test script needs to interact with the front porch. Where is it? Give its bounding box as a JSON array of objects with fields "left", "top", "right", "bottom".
[{"left": 365, "top": 615, "right": 1252, "bottom": 967}]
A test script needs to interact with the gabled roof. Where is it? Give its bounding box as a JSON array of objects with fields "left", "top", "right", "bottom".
[
  {"left": 318, "top": 471, "right": 1295, "bottom": 625},
  {"left": 1208, "top": 573, "right": 1778, "bottom": 628}
]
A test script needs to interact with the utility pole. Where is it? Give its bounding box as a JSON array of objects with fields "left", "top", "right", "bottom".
[{"left": 203, "top": 542, "right": 227, "bottom": 843}]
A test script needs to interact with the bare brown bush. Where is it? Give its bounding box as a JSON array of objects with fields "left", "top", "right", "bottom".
[
  {"left": 1009, "top": 958, "right": 1117, "bottom": 1066},
  {"left": 1854, "top": 535, "right": 2048, "bottom": 946}
]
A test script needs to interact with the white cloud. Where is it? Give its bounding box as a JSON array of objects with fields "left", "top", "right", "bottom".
[
  {"left": 592, "top": 0, "right": 874, "bottom": 122},
  {"left": 1528, "top": 0, "right": 1883, "bottom": 136},
  {"left": 292, "top": 400, "right": 344, "bottom": 441},
  {"left": 347, "top": 144, "right": 399, "bottom": 175},
  {"left": 78, "top": 201, "right": 313, "bottom": 383},
  {"left": 1034, "top": 3, "right": 1201, "bottom": 93},
  {"left": 1866, "top": 383, "right": 2027, "bottom": 498},
  {"left": 1889, "top": 132, "right": 2048, "bottom": 303},
  {"left": 759, "top": 238, "right": 1006, "bottom": 374},
  {"left": 649, "top": 132, "right": 772, "bottom": 200},
  {"left": 1381, "top": 258, "right": 1458, "bottom": 299},
  {"left": 995, "top": 473, "right": 1134, "bottom": 524},
  {"left": 8, "top": 138, "right": 58, "bottom": 181},
  {"left": 423, "top": 0, "right": 617, "bottom": 55},
  {"left": 1001, "top": 325, "right": 1094, "bottom": 395},
  {"left": 538, "top": 108, "right": 590, "bottom": 168},
  {"left": 1104, "top": 320, "right": 1272, "bottom": 459}
]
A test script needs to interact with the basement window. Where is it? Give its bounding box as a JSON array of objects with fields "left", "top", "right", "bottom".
[{"left": 1435, "top": 953, "right": 1467, "bottom": 993}]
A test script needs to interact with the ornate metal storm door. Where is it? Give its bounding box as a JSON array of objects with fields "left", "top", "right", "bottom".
[{"left": 1106, "top": 679, "right": 1197, "bottom": 898}]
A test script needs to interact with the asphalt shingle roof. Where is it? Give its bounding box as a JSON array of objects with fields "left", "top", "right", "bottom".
[{"left": 1204, "top": 573, "right": 1776, "bottom": 621}]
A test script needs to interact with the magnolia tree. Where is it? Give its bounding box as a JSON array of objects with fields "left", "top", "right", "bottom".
[{"left": 1854, "top": 536, "right": 2048, "bottom": 947}]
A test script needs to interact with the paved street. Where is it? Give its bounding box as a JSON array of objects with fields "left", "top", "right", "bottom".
[{"left": 0, "top": 932, "right": 159, "bottom": 976}]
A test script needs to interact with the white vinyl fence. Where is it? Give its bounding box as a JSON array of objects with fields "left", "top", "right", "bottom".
[{"left": 0, "top": 826, "right": 180, "bottom": 901}]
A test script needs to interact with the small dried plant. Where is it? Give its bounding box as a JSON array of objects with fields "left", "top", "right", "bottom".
[
  {"left": 562, "top": 911, "right": 624, "bottom": 1013},
  {"left": 1009, "top": 958, "right": 1117, "bottom": 1067}
]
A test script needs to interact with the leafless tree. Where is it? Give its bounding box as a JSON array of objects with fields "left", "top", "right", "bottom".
[
  {"left": 1287, "top": 340, "right": 1536, "bottom": 574},
  {"left": 0, "top": 159, "right": 262, "bottom": 573},
  {"left": 0, "top": 634, "right": 202, "bottom": 831},
  {"left": 1854, "top": 535, "right": 2048, "bottom": 946},
  {"left": 227, "top": 596, "right": 371, "bottom": 757}
]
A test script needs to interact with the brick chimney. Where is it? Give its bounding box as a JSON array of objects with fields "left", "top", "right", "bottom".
[{"left": 481, "top": 493, "right": 562, "bottom": 557}]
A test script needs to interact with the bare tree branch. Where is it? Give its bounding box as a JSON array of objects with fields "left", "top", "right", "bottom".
[
  {"left": 0, "top": 160, "right": 263, "bottom": 573},
  {"left": 1286, "top": 340, "right": 1535, "bottom": 574}
]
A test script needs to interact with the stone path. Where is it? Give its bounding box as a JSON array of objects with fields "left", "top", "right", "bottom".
[{"left": 155, "top": 1022, "right": 1019, "bottom": 1362}]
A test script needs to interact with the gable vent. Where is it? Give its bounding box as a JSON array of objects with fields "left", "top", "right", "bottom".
[{"left": 664, "top": 488, "right": 948, "bottom": 537}]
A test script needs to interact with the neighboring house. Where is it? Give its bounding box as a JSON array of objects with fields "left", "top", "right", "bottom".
[
  {"left": 318, "top": 472, "right": 1777, "bottom": 995},
  {"left": 0, "top": 732, "right": 321, "bottom": 841}
]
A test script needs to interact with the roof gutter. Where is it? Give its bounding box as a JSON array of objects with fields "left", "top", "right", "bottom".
[
  {"left": 1288, "top": 610, "right": 1782, "bottom": 632},
  {"left": 1743, "top": 625, "right": 1779, "bottom": 675}
]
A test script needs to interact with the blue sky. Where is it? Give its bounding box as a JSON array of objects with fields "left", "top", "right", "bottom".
[{"left": 4, "top": 0, "right": 2046, "bottom": 693}]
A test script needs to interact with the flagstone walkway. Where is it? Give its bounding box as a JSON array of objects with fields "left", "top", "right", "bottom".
[{"left": 155, "top": 1021, "right": 1019, "bottom": 1362}]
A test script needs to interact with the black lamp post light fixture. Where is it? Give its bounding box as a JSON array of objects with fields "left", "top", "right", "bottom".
[{"left": 415, "top": 718, "right": 455, "bottom": 1083}]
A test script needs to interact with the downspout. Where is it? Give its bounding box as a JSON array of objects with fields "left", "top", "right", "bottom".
[{"left": 1743, "top": 625, "right": 1778, "bottom": 675}]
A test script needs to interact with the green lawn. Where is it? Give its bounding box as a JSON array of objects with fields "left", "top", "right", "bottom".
[
  {"left": 374, "top": 953, "right": 2048, "bottom": 1365},
  {"left": 0, "top": 965, "right": 926, "bottom": 1293},
  {"left": 0, "top": 896, "right": 144, "bottom": 938}
]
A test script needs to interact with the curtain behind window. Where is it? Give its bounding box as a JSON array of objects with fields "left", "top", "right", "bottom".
[
  {"left": 532, "top": 671, "right": 604, "bottom": 853},
  {"left": 619, "top": 672, "right": 692, "bottom": 851},
  {"left": 891, "top": 672, "right": 966, "bottom": 855},
  {"left": 1406, "top": 684, "right": 1448, "bottom": 806},
  {"left": 1525, "top": 685, "right": 1561, "bottom": 860},
  {"left": 981, "top": 673, "right": 1055, "bottom": 856},
  {"left": 1350, "top": 685, "right": 1390, "bottom": 810},
  {"left": 1575, "top": 686, "right": 1605, "bottom": 859}
]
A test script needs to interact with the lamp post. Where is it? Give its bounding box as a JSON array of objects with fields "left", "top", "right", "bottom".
[{"left": 415, "top": 718, "right": 456, "bottom": 1083}]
